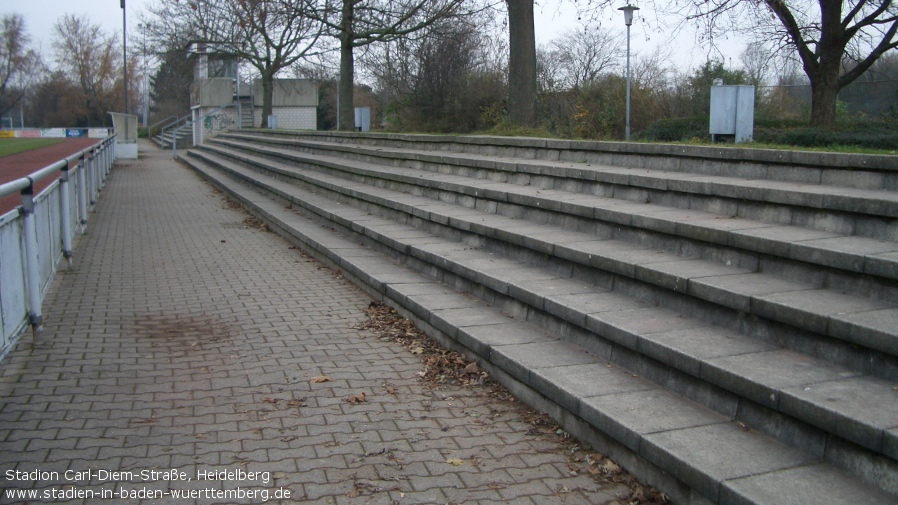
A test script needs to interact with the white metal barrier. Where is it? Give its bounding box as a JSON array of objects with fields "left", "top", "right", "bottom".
[{"left": 0, "top": 135, "right": 116, "bottom": 359}]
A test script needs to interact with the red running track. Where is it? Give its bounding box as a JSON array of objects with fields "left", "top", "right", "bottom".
[{"left": 0, "top": 138, "right": 102, "bottom": 215}]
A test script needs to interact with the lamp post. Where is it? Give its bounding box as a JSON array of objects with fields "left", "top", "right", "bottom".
[
  {"left": 139, "top": 23, "right": 151, "bottom": 127},
  {"left": 121, "top": 0, "right": 128, "bottom": 115},
  {"left": 618, "top": 3, "right": 638, "bottom": 141}
]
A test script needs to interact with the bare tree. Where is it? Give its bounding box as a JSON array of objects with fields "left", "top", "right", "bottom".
[
  {"left": 669, "top": 0, "right": 898, "bottom": 126},
  {"left": 53, "top": 15, "right": 123, "bottom": 126},
  {"left": 29, "top": 71, "right": 82, "bottom": 127},
  {"left": 740, "top": 41, "right": 774, "bottom": 87},
  {"left": 363, "top": 14, "right": 506, "bottom": 131},
  {"left": 544, "top": 25, "right": 623, "bottom": 90},
  {"left": 0, "top": 14, "right": 42, "bottom": 122},
  {"left": 305, "top": 0, "right": 470, "bottom": 129},
  {"left": 536, "top": 45, "right": 563, "bottom": 93}
]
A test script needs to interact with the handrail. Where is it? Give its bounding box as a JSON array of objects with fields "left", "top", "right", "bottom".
[
  {"left": 171, "top": 106, "right": 228, "bottom": 159},
  {"left": 147, "top": 115, "right": 177, "bottom": 137},
  {"left": 0, "top": 134, "right": 117, "bottom": 339},
  {"left": 160, "top": 113, "right": 193, "bottom": 138}
]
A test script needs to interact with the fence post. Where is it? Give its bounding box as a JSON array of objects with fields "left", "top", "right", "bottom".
[
  {"left": 20, "top": 181, "right": 43, "bottom": 337},
  {"left": 60, "top": 159, "right": 74, "bottom": 268},
  {"left": 89, "top": 147, "right": 97, "bottom": 210},
  {"left": 101, "top": 141, "right": 109, "bottom": 188},
  {"left": 78, "top": 151, "right": 89, "bottom": 233}
]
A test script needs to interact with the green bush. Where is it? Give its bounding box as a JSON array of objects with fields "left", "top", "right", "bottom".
[{"left": 753, "top": 122, "right": 898, "bottom": 150}]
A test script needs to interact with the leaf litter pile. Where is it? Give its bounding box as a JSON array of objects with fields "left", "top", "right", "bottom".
[{"left": 354, "top": 301, "right": 671, "bottom": 505}]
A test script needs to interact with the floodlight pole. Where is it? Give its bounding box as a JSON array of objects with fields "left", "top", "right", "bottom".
[
  {"left": 140, "top": 23, "right": 151, "bottom": 127},
  {"left": 122, "top": 0, "right": 128, "bottom": 115},
  {"left": 618, "top": 3, "right": 638, "bottom": 141}
]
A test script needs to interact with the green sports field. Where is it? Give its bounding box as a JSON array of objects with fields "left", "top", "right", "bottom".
[{"left": 0, "top": 138, "right": 65, "bottom": 158}]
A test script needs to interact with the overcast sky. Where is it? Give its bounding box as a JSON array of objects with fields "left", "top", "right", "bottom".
[{"left": 4, "top": 0, "right": 746, "bottom": 74}]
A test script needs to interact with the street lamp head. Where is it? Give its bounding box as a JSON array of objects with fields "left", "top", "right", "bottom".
[{"left": 618, "top": 4, "right": 639, "bottom": 26}]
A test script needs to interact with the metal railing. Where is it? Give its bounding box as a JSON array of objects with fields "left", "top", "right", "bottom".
[
  {"left": 0, "top": 135, "right": 117, "bottom": 357},
  {"left": 159, "top": 113, "right": 193, "bottom": 141},
  {"left": 170, "top": 106, "right": 229, "bottom": 159},
  {"left": 147, "top": 115, "right": 177, "bottom": 137}
]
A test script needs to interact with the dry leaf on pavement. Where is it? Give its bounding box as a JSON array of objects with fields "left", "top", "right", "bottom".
[{"left": 346, "top": 392, "right": 367, "bottom": 403}]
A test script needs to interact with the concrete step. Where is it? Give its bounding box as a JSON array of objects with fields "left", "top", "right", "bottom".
[
  {"left": 196, "top": 141, "right": 898, "bottom": 372},
  {"left": 212, "top": 134, "right": 898, "bottom": 291},
  {"left": 239, "top": 130, "right": 898, "bottom": 189},
  {"left": 179, "top": 150, "right": 898, "bottom": 505},
  {"left": 153, "top": 129, "right": 192, "bottom": 149},
  {"left": 181, "top": 147, "right": 898, "bottom": 498},
  {"left": 221, "top": 131, "right": 898, "bottom": 241}
]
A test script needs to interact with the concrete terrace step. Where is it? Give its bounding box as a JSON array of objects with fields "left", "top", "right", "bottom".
[
  {"left": 250, "top": 130, "right": 898, "bottom": 189},
  {"left": 222, "top": 131, "right": 898, "bottom": 240},
  {"left": 179, "top": 149, "right": 897, "bottom": 505},
  {"left": 195, "top": 141, "right": 898, "bottom": 369},
  {"left": 180, "top": 147, "right": 898, "bottom": 495},
  {"left": 212, "top": 134, "right": 898, "bottom": 288}
]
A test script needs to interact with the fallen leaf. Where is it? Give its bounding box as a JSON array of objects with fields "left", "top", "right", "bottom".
[
  {"left": 601, "top": 460, "right": 621, "bottom": 475},
  {"left": 262, "top": 398, "right": 279, "bottom": 404},
  {"left": 410, "top": 347, "right": 424, "bottom": 354},
  {"left": 310, "top": 376, "right": 331, "bottom": 383},
  {"left": 445, "top": 458, "right": 465, "bottom": 466},
  {"left": 286, "top": 399, "right": 306, "bottom": 407},
  {"left": 464, "top": 362, "right": 480, "bottom": 374},
  {"left": 346, "top": 392, "right": 367, "bottom": 403},
  {"left": 385, "top": 385, "right": 397, "bottom": 394}
]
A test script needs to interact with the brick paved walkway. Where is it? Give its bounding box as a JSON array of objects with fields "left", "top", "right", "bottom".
[{"left": 0, "top": 141, "right": 633, "bottom": 504}]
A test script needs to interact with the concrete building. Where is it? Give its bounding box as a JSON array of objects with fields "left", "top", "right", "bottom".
[{"left": 187, "top": 41, "right": 318, "bottom": 144}]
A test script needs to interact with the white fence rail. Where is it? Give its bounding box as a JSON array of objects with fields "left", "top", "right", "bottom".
[{"left": 0, "top": 136, "right": 116, "bottom": 359}]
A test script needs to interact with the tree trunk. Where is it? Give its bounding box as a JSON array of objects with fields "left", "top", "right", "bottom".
[
  {"left": 338, "top": 40, "right": 355, "bottom": 131},
  {"left": 807, "top": 36, "right": 843, "bottom": 128},
  {"left": 337, "top": 0, "right": 355, "bottom": 131},
  {"left": 809, "top": 73, "right": 839, "bottom": 128},
  {"left": 262, "top": 70, "right": 274, "bottom": 127},
  {"left": 506, "top": 0, "right": 537, "bottom": 128},
  {"left": 804, "top": 0, "right": 843, "bottom": 128}
]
